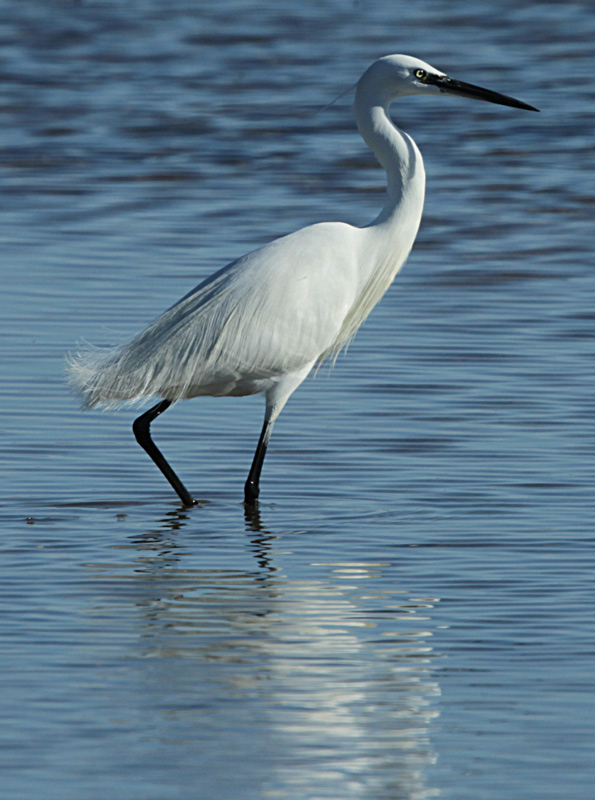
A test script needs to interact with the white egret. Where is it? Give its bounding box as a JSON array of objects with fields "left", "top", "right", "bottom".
[{"left": 68, "top": 54, "right": 538, "bottom": 507}]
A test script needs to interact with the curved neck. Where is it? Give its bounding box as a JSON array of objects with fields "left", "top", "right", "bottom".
[{"left": 354, "top": 89, "right": 424, "bottom": 223}]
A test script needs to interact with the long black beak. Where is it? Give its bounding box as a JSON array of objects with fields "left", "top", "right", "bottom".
[{"left": 429, "top": 74, "right": 539, "bottom": 112}]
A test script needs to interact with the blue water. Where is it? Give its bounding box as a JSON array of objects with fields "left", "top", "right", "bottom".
[{"left": 1, "top": 1, "right": 594, "bottom": 798}]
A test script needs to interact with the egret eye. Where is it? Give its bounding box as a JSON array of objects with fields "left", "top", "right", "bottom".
[{"left": 415, "top": 69, "right": 427, "bottom": 80}]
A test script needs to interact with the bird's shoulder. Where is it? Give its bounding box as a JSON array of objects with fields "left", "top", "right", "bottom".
[
  {"left": 166, "top": 220, "right": 362, "bottom": 331},
  {"left": 229, "top": 220, "right": 361, "bottom": 284}
]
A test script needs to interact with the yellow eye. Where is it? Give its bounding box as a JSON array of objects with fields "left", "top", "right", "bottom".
[{"left": 415, "top": 69, "right": 427, "bottom": 80}]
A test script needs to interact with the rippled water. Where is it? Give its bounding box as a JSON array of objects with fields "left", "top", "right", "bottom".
[{"left": 2, "top": 1, "right": 594, "bottom": 798}]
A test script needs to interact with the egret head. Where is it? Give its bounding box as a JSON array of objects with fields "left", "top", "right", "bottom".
[{"left": 357, "top": 54, "right": 539, "bottom": 112}]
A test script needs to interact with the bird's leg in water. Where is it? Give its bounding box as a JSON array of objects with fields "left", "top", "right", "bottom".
[
  {"left": 133, "top": 400, "right": 196, "bottom": 507},
  {"left": 244, "top": 416, "right": 274, "bottom": 506}
]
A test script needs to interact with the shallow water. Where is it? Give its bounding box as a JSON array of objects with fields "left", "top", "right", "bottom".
[{"left": 2, "top": 1, "right": 595, "bottom": 798}]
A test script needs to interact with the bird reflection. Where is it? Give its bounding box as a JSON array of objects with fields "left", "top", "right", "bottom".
[
  {"left": 160, "top": 505, "right": 198, "bottom": 532},
  {"left": 243, "top": 499, "right": 265, "bottom": 532},
  {"left": 126, "top": 500, "right": 279, "bottom": 574},
  {"left": 242, "top": 502, "right": 280, "bottom": 573},
  {"left": 99, "top": 515, "right": 441, "bottom": 799}
]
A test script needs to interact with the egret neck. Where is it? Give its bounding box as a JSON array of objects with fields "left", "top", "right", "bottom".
[{"left": 344, "top": 84, "right": 426, "bottom": 343}]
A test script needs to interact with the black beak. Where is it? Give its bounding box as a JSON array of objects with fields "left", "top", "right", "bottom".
[{"left": 429, "top": 74, "right": 539, "bottom": 112}]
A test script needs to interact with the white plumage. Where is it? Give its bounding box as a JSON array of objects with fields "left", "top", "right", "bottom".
[{"left": 67, "top": 54, "right": 537, "bottom": 506}]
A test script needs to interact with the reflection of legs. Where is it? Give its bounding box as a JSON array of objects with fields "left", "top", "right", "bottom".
[
  {"left": 132, "top": 399, "right": 196, "bottom": 507},
  {"left": 244, "top": 413, "right": 274, "bottom": 506}
]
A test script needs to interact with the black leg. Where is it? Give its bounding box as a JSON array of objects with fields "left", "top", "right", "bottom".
[
  {"left": 132, "top": 399, "right": 196, "bottom": 507},
  {"left": 244, "top": 416, "right": 273, "bottom": 506}
]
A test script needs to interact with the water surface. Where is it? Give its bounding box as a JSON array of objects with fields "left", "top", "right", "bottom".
[{"left": 1, "top": 1, "right": 594, "bottom": 798}]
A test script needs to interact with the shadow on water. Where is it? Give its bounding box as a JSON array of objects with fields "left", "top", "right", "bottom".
[{"left": 79, "top": 504, "right": 442, "bottom": 798}]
